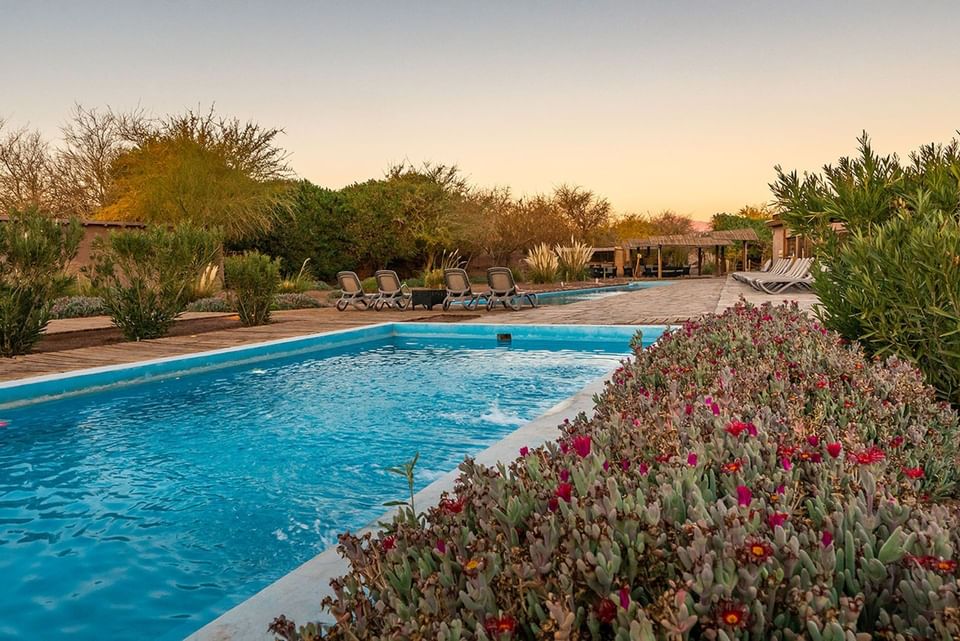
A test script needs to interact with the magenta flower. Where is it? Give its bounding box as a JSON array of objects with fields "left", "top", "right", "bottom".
[
  {"left": 572, "top": 435, "right": 591, "bottom": 457},
  {"left": 560, "top": 469, "right": 570, "bottom": 483},
  {"left": 638, "top": 462, "right": 649, "bottom": 475},
  {"left": 746, "top": 423, "right": 758, "bottom": 436},
  {"left": 620, "top": 458, "right": 630, "bottom": 471},
  {"left": 519, "top": 446, "right": 529, "bottom": 457},
  {"left": 781, "top": 457, "right": 792, "bottom": 471},
  {"left": 710, "top": 402, "right": 720, "bottom": 416},
  {"left": 687, "top": 452, "right": 698, "bottom": 466},
  {"left": 618, "top": 585, "right": 631, "bottom": 609},
  {"left": 821, "top": 530, "right": 833, "bottom": 547},
  {"left": 807, "top": 435, "right": 819, "bottom": 447},
  {"left": 776, "top": 484, "right": 785, "bottom": 494},
  {"left": 768, "top": 512, "right": 789, "bottom": 528},
  {"left": 436, "top": 539, "right": 446, "bottom": 554},
  {"left": 684, "top": 404, "right": 693, "bottom": 416},
  {"left": 736, "top": 485, "right": 752, "bottom": 506}
]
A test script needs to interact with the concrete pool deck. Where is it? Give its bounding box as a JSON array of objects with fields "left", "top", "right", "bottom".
[{"left": 0, "top": 276, "right": 817, "bottom": 383}]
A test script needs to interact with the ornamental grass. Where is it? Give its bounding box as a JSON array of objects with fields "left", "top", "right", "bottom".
[{"left": 272, "top": 302, "right": 960, "bottom": 641}]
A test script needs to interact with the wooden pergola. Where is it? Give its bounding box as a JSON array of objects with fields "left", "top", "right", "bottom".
[{"left": 626, "top": 228, "right": 760, "bottom": 279}]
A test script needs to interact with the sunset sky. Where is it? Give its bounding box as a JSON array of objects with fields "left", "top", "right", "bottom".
[{"left": 3, "top": 1, "right": 960, "bottom": 220}]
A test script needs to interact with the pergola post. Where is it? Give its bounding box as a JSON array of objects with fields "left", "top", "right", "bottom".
[
  {"left": 742, "top": 240, "right": 748, "bottom": 270},
  {"left": 714, "top": 245, "right": 720, "bottom": 275},
  {"left": 657, "top": 245, "right": 663, "bottom": 279},
  {"left": 697, "top": 247, "right": 703, "bottom": 276}
]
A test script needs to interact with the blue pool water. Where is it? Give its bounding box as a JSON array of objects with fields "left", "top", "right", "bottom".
[
  {"left": 536, "top": 281, "right": 672, "bottom": 306},
  {"left": 0, "top": 331, "right": 638, "bottom": 641}
]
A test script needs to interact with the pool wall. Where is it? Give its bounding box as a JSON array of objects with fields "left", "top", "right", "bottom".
[{"left": 0, "top": 323, "right": 667, "bottom": 409}]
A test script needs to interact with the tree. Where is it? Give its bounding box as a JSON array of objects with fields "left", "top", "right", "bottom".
[
  {"left": 606, "top": 213, "right": 654, "bottom": 242},
  {"left": 0, "top": 120, "right": 56, "bottom": 214},
  {"left": 98, "top": 107, "right": 293, "bottom": 242},
  {"left": 552, "top": 184, "right": 611, "bottom": 242}
]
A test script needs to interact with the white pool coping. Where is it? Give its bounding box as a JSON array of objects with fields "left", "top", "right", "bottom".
[{"left": 181, "top": 372, "right": 612, "bottom": 641}]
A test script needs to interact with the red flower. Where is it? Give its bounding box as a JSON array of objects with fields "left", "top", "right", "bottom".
[
  {"left": 572, "top": 435, "right": 591, "bottom": 457},
  {"left": 436, "top": 539, "right": 446, "bottom": 554},
  {"left": 638, "top": 462, "right": 649, "bottom": 475},
  {"left": 931, "top": 558, "right": 958, "bottom": 574},
  {"left": 851, "top": 446, "right": 885, "bottom": 465},
  {"left": 721, "top": 460, "right": 742, "bottom": 474},
  {"left": 687, "top": 452, "right": 698, "bottom": 466},
  {"left": 595, "top": 598, "right": 617, "bottom": 624},
  {"left": 816, "top": 378, "right": 828, "bottom": 389},
  {"left": 519, "top": 446, "right": 529, "bottom": 457},
  {"left": 768, "top": 512, "right": 789, "bottom": 529},
  {"left": 618, "top": 585, "right": 631, "bottom": 609},
  {"left": 654, "top": 453, "right": 671, "bottom": 463},
  {"left": 684, "top": 404, "right": 693, "bottom": 415},
  {"left": 548, "top": 497, "right": 559, "bottom": 512},
  {"left": 821, "top": 530, "right": 833, "bottom": 547},
  {"left": 484, "top": 615, "right": 517, "bottom": 637},
  {"left": 439, "top": 496, "right": 465, "bottom": 514},
  {"left": 725, "top": 421, "right": 749, "bottom": 437},
  {"left": 555, "top": 482, "right": 573, "bottom": 503},
  {"left": 744, "top": 539, "right": 774, "bottom": 563},
  {"left": 736, "top": 485, "right": 752, "bottom": 506},
  {"left": 620, "top": 458, "right": 630, "bottom": 471},
  {"left": 560, "top": 469, "right": 570, "bottom": 483},
  {"left": 889, "top": 436, "right": 904, "bottom": 448},
  {"left": 807, "top": 435, "right": 820, "bottom": 447},
  {"left": 381, "top": 535, "right": 396, "bottom": 551},
  {"left": 717, "top": 602, "right": 748, "bottom": 628},
  {"left": 710, "top": 402, "right": 720, "bottom": 416},
  {"left": 827, "top": 442, "right": 842, "bottom": 458},
  {"left": 903, "top": 466, "right": 924, "bottom": 479}
]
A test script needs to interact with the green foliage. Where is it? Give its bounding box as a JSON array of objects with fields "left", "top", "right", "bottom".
[
  {"left": 422, "top": 268, "right": 445, "bottom": 289},
  {"left": 272, "top": 293, "right": 323, "bottom": 310},
  {"left": 523, "top": 243, "right": 559, "bottom": 283},
  {"left": 0, "top": 209, "right": 82, "bottom": 356},
  {"left": 89, "top": 224, "right": 222, "bottom": 340},
  {"left": 272, "top": 303, "right": 960, "bottom": 641},
  {"left": 224, "top": 252, "right": 281, "bottom": 326},
  {"left": 360, "top": 277, "right": 378, "bottom": 293},
  {"left": 185, "top": 296, "right": 233, "bottom": 313},
  {"left": 278, "top": 258, "right": 320, "bottom": 293},
  {"left": 50, "top": 296, "right": 106, "bottom": 319},
  {"left": 772, "top": 133, "right": 960, "bottom": 405},
  {"left": 712, "top": 210, "right": 773, "bottom": 265}
]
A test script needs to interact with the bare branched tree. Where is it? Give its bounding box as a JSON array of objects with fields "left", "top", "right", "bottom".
[
  {"left": 0, "top": 120, "right": 56, "bottom": 213},
  {"left": 552, "top": 184, "right": 611, "bottom": 242}
]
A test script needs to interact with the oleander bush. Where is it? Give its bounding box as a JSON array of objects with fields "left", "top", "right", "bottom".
[
  {"left": 89, "top": 224, "right": 222, "bottom": 341},
  {"left": 272, "top": 302, "right": 960, "bottom": 641},
  {"left": 224, "top": 251, "right": 281, "bottom": 326},
  {"left": 0, "top": 209, "right": 82, "bottom": 356},
  {"left": 49, "top": 296, "right": 106, "bottom": 319}
]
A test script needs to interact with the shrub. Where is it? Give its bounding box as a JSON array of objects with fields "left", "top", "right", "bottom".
[
  {"left": 272, "top": 293, "right": 323, "bottom": 310},
  {"left": 360, "top": 276, "right": 378, "bottom": 293},
  {"left": 422, "top": 268, "right": 445, "bottom": 289},
  {"left": 272, "top": 302, "right": 960, "bottom": 641},
  {"left": 49, "top": 296, "right": 106, "bottom": 319},
  {"left": 523, "top": 243, "right": 559, "bottom": 283},
  {"left": 89, "top": 224, "right": 222, "bottom": 341},
  {"left": 188, "top": 262, "right": 222, "bottom": 300},
  {"left": 279, "top": 258, "right": 320, "bottom": 293},
  {"left": 185, "top": 296, "right": 233, "bottom": 313},
  {"left": 555, "top": 238, "right": 593, "bottom": 281},
  {"left": 224, "top": 252, "right": 281, "bottom": 326},
  {"left": 0, "top": 210, "right": 82, "bottom": 356}
]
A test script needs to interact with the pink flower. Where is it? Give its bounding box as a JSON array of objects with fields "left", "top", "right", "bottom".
[
  {"left": 736, "top": 485, "right": 752, "bottom": 506},
  {"left": 638, "top": 462, "right": 649, "bottom": 475},
  {"left": 768, "top": 512, "right": 789, "bottom": 529},
  {"left": 572, "top": 435, "right": 591, "bottom": 458},
  {"left": 781, "top": 457, "right": 792, "bottom": 471},
  {"left": 519, "top": 446, "right": 529, "bottom": 457},
  {"left": 746, "top": 423, "right": 758, "bottom": 436},
  {"left": 687, "top": 452, "right": 698, "bottom": 466},
  {"left": 602, "top": 460, "right": 610, "bottom": 471},
  {"left": 559, "top": 469, "right": 570, "bottom": 483},
  {"left": 776, "top": 484, "right": 785, "bottom": 494},
  {"left": 618, "top": 585, "right": 631, "bottom": 609},
  {"left": 620, "top": 458, "right": 630, "bottom": 471},
  {"left": 704, "top": 396, "right": 713, "bottom": 405},
  {"left": 827, "top": 442, "right": 842, "bottom": 458},
  {"left": 903, "top": 466, "right": 924, "bottom": 480},
  {"left": 821, "top": 531, "right": 833, "bottom": 547},
  {"left": 710, "top": 402, "right": 720, "bottom": 416},
  {"left": 807, "top": 435, "right": 819, "bottom": 447}
]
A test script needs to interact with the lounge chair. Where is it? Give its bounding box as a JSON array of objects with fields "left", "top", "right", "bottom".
[
  {"left": 442, "top": 268, "right": 481, "bottom": 310},
  {"left": 335, "top": 271, "right": 375, "bottom": 311},
  {"left": 373, "top": 270, "right": 411, "bottom": 310},
  {"left": 732, "top": 258, "right": 793, "bottom": 283},
  {"left": 745, "top": 258, "right": 815, "bottom": 294},
  {"left": 485, "top": 267, "right": 538, "bottom": 311}
]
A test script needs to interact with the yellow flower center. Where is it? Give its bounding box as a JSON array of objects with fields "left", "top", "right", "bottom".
[
  {"left": 723, "top": 612, "right": 741, "bottom": 625},
  {"left": 465, "top": 559, "right": 480, "bottom": 571},
  {"left": 751, "top": 545, "right": 766, "bottom": 557}
]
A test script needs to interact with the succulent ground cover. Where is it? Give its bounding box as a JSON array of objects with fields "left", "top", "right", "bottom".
[{"left": 272, "top": 302, "right": 960, "bottom": 641}]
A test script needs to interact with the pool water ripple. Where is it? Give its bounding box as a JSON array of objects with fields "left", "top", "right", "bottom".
[{"left": 0, "top": 337, "right": 626, "bottom": 640}]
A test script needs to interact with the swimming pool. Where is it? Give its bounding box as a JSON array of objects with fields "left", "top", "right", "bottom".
[
  {"left": 536, "top": 281, "right": 673, "bottom": 305},
  {"left": 0, "top": 323, "right": 665, "bottom": 641}
]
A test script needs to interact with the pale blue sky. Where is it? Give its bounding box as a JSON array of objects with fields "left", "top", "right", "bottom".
[{"left": 3, "top": 1, "right": 959, "bottom": 219}]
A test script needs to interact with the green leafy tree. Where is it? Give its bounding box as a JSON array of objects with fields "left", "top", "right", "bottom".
[
  {"left": 89, "top": 224, "right": 222, "bottom": 340},
  {"left": 0, "top": 209, "right": 82, "bottom": 356},
  {"left": 712, "top": 205, "right": 773, "bottom": 266}
]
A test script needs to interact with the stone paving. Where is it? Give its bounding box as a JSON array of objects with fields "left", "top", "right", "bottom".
[{"left": 0, "top": 277, "right": 819, "bottom": 382}]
